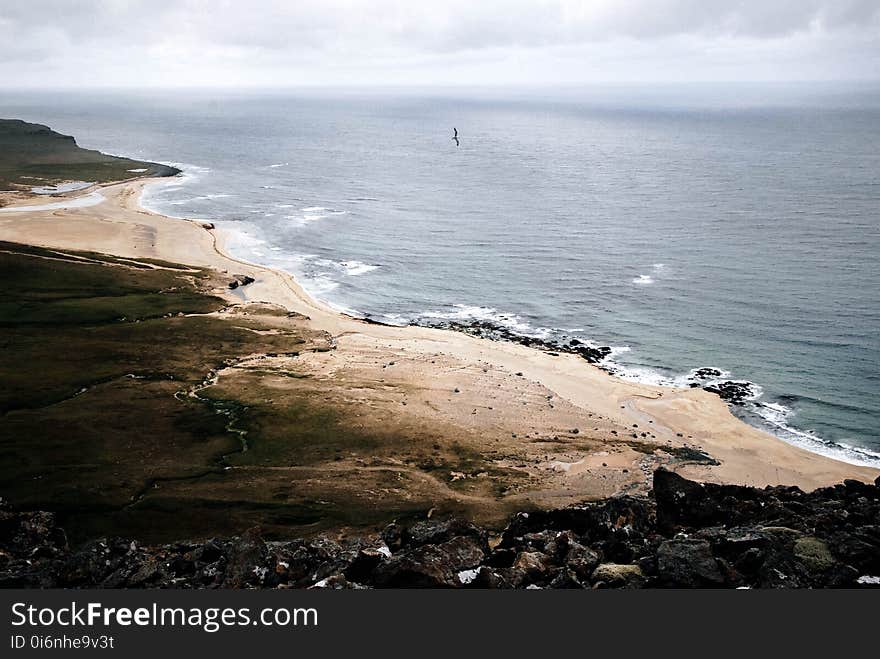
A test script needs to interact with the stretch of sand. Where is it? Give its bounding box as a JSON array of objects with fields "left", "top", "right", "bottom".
[{"left": 1, "top": 178, "right": 877, "bottom": 497}]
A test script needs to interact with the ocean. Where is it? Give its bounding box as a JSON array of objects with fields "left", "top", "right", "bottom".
[{"left": 2, "top": 84, "right": 878, "bottom": 466}]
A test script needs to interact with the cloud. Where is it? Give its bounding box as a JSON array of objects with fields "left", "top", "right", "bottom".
[{"left": 1, "top": 0, "right": 878, "bottom": 86}]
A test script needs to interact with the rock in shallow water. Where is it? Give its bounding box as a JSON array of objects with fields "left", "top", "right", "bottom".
[{"left": 702, "top": 380, "right": 758, "bottom": 404}]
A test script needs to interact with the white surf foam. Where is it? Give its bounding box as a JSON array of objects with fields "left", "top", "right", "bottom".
[
  {"left": 632, "top": 274, "right": 654, "bottom": 285},
  {"left": 750, "top": 400, "right": 880, "bottom": 467},
  {"left": 308, "top": 257, "right": 379, "bottom": 277},
  {"left": 377, "top": 312, "right": 409, "bottom": 326},
  {"left": 302, "top": 274, "right": 340, "bottom": 295},
  {"left": 603, "top": 361, "right": 674, "bottom": 387},
  {"left": 220, "top": 224, "right": 268, "bottom": 252},
  {"left": 168, "top": 193, "right": 233, "bottom": 206},
  {"left": 286, "top": 207, "right": 347, "bottom": 226},
  {"left": 159, "top": 163, "right": 210, "bottom": 187},
  {"left": 419, "top": 304, "right": 553, "bottom": 340},
  {"left": 139, "top": 162, "right": 209, "bottom": 216},
  {"left": 601, "top": 351, "right": 880, "bottom": 467},
  {"left": 339, "top": 260, "right": 379, "bottom": 276}
]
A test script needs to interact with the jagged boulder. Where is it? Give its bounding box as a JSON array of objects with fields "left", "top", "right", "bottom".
[
  {"left": 222, "top": 528, "right": 268, "bottom": 588},
  {"left": 269, "top": 536, "right": 355, "bottom": 588},
  {"left": 371, "top": 535, "right": 485, "bottom": 587},
  {"left": 793, "top": 537, "right": 835, "bottom": 574},
  {"left": 0, "top": 501, "right": 68, "bottom": 587},
  {"left": 656, "top": 539, "right": 725, "bottom": 587},
  {"left": 654, "top": 468, "right": 725, "bottom": 532},
  {"left": 562, "top": 540, "right": 601, "bottom": 581},
  {"left": 826, "top": 526, "right": 880, "bottom": 574},
  {"left": 500, "top": 495, "right": 654, "bottom": 548},
  {"left": 506, "top": 551, "right": 554, "bottom": 587},
  {"left": 591, "top": 563, "right": 646, "bottom": 589},
  {"left": 391, "top": 517, "right": 488, "bottom": 552}
]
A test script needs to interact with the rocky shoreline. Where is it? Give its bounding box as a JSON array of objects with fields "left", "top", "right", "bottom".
[
  {"left": 413, "top": 317, "right": 614, "bottom": 364},
  {"left": 3, "top": 469, "right": 878, "bottom": 589},
  {"left": 411, "top": 317, "right": 762, "bottom": 406}
]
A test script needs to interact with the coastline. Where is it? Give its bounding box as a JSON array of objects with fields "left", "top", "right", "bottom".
[
  {"left": 1, "top": 176, "right": 878, "bottom": 497},
  {"left": 139, "top": 169, "right": 880, "bottom": 470}
]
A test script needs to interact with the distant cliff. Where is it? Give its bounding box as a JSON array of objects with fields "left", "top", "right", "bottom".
[{"left": 0, "top": 118, "right": 179, "bottom": 191}]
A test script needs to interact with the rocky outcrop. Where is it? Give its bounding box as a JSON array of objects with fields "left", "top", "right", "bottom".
[
  {"left": 372, "top": 536, "right": 486, "bottom": 587},
  {"left": 228, "top": 274, "right": 256, "bottom": 289},
  {"left": 2, "top": 469, "right": 879, "bottom": 589},
  {"left": 0, "top": 507, "right": 68, "bottom": 588},
  {"left": 702, "top": 380, "right": 759, "bottom": 404},
  {"left": 416, "top": 318, "right": 612, "bottom": 364}
]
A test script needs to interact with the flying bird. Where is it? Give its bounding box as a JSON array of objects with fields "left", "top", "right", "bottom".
[{"left": 452, "top": 127, "right": 459, "bottom": 147}]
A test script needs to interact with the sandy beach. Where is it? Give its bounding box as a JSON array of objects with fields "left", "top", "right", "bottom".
[{"left": 1, "top": 176, "right": 877, "bottom": 513}]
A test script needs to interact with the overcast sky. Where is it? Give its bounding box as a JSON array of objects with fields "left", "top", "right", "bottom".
[{"left": 2, "top": 0, "right": 878, "bottom": 88}]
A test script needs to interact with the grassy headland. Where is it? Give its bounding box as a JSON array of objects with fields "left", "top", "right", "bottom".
[{"left": 0, "top": 119, "right": 178, "bottom": 193}]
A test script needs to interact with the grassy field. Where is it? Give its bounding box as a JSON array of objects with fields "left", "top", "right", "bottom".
[
  {"left": 0, "top": 119, "right": 179, "bottom": 193},
  {"left": 0, "top": 242, "right": 521, "bottom": 544}
]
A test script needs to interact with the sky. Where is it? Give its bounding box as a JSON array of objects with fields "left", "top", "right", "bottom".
[{"left": 2, "top": 0, "right": 879, "bottom": 88}]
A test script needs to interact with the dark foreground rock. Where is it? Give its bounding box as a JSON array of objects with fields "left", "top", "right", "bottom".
[{"left": 2, "top": 469, "right": 879, "bottom": 589}]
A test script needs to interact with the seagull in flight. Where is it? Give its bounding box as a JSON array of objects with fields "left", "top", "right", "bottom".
[{"left": 452, "top": 127, "right": 459, "bottom": 147}]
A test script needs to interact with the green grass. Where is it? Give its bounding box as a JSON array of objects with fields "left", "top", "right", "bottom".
[
  {"left": 0, "top": 119, "right": 179, "bottom": 192},
  {"left": 0, "top": 240, "right": 524, "bottom": 544},
  {"left": 0, "top": 242, "right": 319, "bottom": 541}
]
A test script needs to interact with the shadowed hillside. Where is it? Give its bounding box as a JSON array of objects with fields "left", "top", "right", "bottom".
[{"left": 0, "top": 242, "right": 526, "bottom": 543}]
